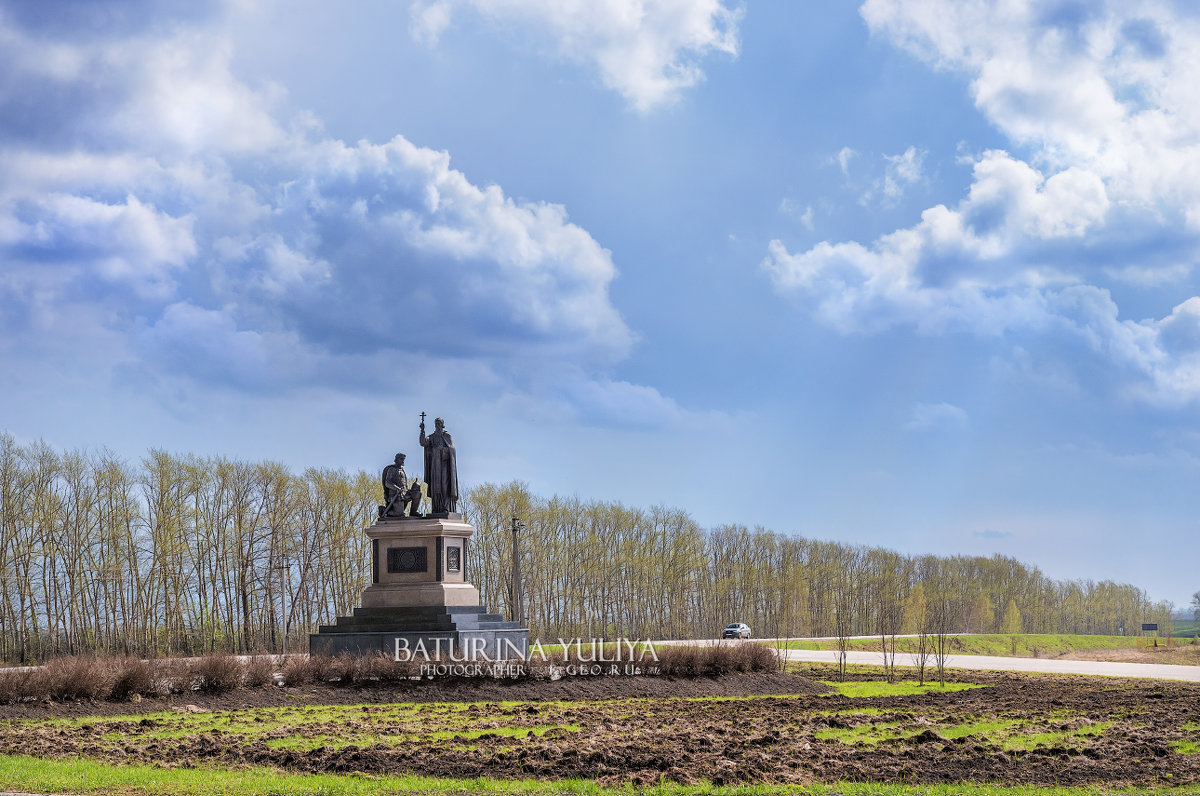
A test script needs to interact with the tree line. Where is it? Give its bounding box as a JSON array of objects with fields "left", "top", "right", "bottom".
[{"left": 0, "top": 434, "right": 1175, "bottom": 662}]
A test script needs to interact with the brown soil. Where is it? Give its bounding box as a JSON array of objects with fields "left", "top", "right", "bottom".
[
  {"left": 1, "top": 669, "right": 1198, "bottom": 787},
  {"left": 0, "top": 671, "right": 828, "bottom": 720}
]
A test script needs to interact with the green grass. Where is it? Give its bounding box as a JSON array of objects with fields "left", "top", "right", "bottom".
[
  {"left": 813, "top": 718, "right": 909, "bottom": 745},
  {"left": 28, "top": 700, "right": 584, "bottom": 757},
  {"left": 1172, "top": 620, "right": 1200, "bottom": 638},
  {"left": 1177, "top": 720, "right": 1200, "bottom": 754},
  {"left": 820, "top": 679, "right": 987, "bottom": 698},
  {"left": 815, "top": 716, "right": 1028, "bottom": 747},
  {"left": 811, "top": 710, "right": 1111, "bottom": 752},
  {"left": 784, "top": 633, "right": 1147, "bottom": 657},
  {"left": 2, "top": 754, "right": 1198, "bottom": 796},
  {"left": 1000, "top": 721, "right": 1112, "bottom": 751},
  {"left": 260, "top": 723, "right": 581, "bottom": 751}
]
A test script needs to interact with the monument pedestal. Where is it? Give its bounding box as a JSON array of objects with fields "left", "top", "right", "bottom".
[{"left": 309, "top": 516, "right": 528, "bottom": 660}]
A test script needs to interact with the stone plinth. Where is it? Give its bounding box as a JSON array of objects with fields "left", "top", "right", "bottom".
[
  {"left": 360, "top": 516, "right": 479, "bottom": 607},
  {"left": 309, "top": 515, "right": 528, "bottom": 660}
]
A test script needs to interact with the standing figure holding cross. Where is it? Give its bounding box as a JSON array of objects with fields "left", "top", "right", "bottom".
[{"left": 419, "top": 414, "right": 459, "bottom": 516}]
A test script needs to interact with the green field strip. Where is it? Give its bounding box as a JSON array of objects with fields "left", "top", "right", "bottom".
[
  {"left": 820, "top": 680, "right": 988, "bottom": 697},
  {"left": 783, "top": 633, "right": 1167, "bottom": 656},
  {"left": 15, "top": 699, "right": 587, "bottom": 756},
  {"left": 810, "top": 711, "right": 1113, "bottom": 752},
  {"left": 260, "top": 723, "right": 582, "bottom": 751},
  {"left": 2, "top": 754, "right": 1200, "bottom": 796}
]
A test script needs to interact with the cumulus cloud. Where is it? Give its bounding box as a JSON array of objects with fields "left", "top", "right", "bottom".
[
  {"left": 764, "top": 150, "right": 1108, "bottom": 333},
  {"left": 860, "top": 0, "right": 1200, "bottom": 213},
  {"left": 0, "top": 2, "right": 639, "bottom": 413},
  {"left": 409, "top": 0, "right": 742, "bottom": 111},
  {"left": 766, "top": 1, "right": 1200, "bottom": 404}
]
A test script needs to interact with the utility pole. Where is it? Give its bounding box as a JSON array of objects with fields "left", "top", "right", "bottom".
[
  {"left": 510, "top": 517, "right": 525, "bottom": 626},
  {"left": 272, "top": 555, "right": 290, "bottom": 656}
]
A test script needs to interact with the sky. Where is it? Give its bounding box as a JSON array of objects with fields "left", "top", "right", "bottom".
[{"left": 2, "top": 0, "right": 1198, "bottom": 608}]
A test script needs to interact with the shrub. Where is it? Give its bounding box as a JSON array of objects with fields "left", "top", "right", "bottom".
[
  {"left": 280, "top": 654, "right": 335, "bottom": 687},
  {"left": 657, "top": 643, "right": 778, "bottom": 677},
  {"left": 156, "top": 658, "right": 192, "bottom": 694},
  {"left": 110, "top": 657, "right": 158, "bottom": 700},
  {"left": 40, "top": 656, "right": 112, "bottom": 701},
  {"left": 326, "top": 653, "right": 363, "bottom": 686},
  {"left": 357, "top": 652, "right": 418, "bottom": 684},
  {"left": 191, "top": 653, "right": 242, "bottom": 693},
  {"left": 727, "top": 641, "right": 778, "bottom": 673},
  {"left": 242, "top": 656, "right": 276, "bottom": 688},
  {"left": 0, "top": 668, "right": 38, "bottom": 704},
  {"left": 657, "top": 645, "right": 704, "bottom": 677}
]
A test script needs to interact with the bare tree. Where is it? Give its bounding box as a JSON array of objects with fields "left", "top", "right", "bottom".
[
  {"left": 930, "top": 591, "right": 952, "bottom": 688},
  {"left": 833, "top": 585, "right": 853, "bottom": 682}
]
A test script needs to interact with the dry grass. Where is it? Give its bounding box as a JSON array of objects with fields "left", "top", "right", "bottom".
[{"left": 1045, "top": 644, "right": 1200, "bottom": 666}]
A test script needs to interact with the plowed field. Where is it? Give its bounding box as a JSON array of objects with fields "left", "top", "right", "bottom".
[{"left": 1, "top": 669, "right": 1198, "bottom": 787}]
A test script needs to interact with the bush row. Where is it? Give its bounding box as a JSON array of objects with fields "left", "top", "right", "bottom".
[
  {"left": 0, "top": 654, "right": 279, "bottom": 703},
  {"left": 0, "top": 643, "right": 779, "bottom": 703},
  {"left": 655, "top": 641, "right": 779, "bottom": 676}
]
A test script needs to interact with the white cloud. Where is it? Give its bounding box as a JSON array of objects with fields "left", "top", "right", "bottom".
[
  {"left": 834, "top": 146, "right": 857, "bottom": 176},
  {"left": 497, "top": 365, "right": 735, "bottom": 431},
  {"left": 766, "top": 1, "right": 1200, "bottom": 404},
  {"left": 779, "top": 197, "right": 814, "bottom": 230},
  {"left": 764, "top": 150, "right": 1108, "bottom": 333},
  {"left": 0, "top": 191, "right": 195, "bottom": 300},
  {"left": 0, "top": 7, "right": 642, "bottom": 417},
  {"left": 887, "top": 146, "right": 924, "bottom": 184},
  {"left": 860, "top": 0, "right": 1200, "bottom": 221},
  {"left": 409, "top": 0, "right": 743, "bottom": 111},
  {"left": 861, "top": 145, "right": 927, "bottom": 204}
]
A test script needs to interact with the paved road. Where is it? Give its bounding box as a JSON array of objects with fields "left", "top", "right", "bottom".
[{"left": 777, "top": 648, "right": 1200, "bottom": 682}]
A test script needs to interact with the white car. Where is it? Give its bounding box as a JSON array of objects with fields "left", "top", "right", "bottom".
[{"left": 722, "top": 622, "right": 751, "bottom": 639}]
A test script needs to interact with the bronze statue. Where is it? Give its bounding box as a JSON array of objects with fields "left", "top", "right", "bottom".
[
  {"left": 381, "top": 453, "right": 422, "bottom": 518},
  {"left": 420, "top": 415, "right": 458, "bottom": 515}
]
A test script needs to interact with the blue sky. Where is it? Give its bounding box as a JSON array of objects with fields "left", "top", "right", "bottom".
[{"left": 2, "top": 0, "right": 1199, "bottom": 607}]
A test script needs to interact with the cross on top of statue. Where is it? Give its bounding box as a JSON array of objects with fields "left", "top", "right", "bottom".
[{"left": 378, "top": 412, "right": 460, "bottom": 521}]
